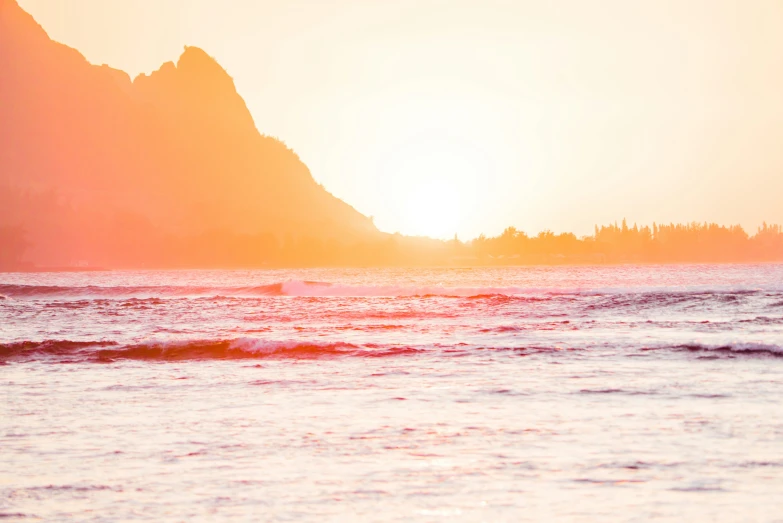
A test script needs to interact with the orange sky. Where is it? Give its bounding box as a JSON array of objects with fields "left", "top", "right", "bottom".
[{"left": 18, "top": 0, "right": 783, "bottom": 239}]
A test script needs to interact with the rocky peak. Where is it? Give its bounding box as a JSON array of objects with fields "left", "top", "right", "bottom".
[{"left": 133, "top": 46, "right": 257, "bottom": 135}]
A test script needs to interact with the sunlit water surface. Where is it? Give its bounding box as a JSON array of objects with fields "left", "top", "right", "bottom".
[{"left": 2, "top": 265, "right": 783, "bottom": 521}]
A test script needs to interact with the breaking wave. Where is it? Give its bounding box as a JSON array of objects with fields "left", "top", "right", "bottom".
[
  {"left": 640, "top": 342, "right": 783, "bottom": 357},
  {"left": 674, "top": 342, "right": 783, "bottom": 355},
  {"left": 0, "top": 281, "right": 544, "bottom": 299},
  {"left": 1, "top": 281, "right": 781, "bottom": 300},
  {"left": 3, "top": 338, "right": 782, "bottom": 363},
  {"left": 0, "top": 338, "right": 423, "bottom": 362}
]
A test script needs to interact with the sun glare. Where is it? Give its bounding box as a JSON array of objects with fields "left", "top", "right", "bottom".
[
  {"left": 374, "top": 132, "right": 490, "bottom": 239},
  {"left": 404, "top": 180, "right": 461, "bottom": 239}
]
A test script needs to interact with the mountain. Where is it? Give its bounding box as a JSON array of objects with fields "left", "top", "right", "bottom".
[{"left": 0, "top": 0, "right": 379, "bottom": 268}]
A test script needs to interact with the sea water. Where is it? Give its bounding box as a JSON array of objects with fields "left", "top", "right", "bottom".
[{"left": 2, "top": 265, "right": 783, "bottom": 521}]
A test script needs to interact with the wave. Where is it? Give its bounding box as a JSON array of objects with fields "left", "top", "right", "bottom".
[
  {"left": 643, "top": 342, "right": 783, "bottom": 356},
  {"left": 0, "top": 338, "right": 423, "bottom": 362},
  {"left": 679, "top": 342, "right": 783, "bottom": 355},
  {"left": 0, "top": 281, "right": 538, "bottom": 299},
  {"left": 0, "top": 283, "right": 287, "bottom": 299},
  {"left": 2, "top": 281, "right": 782, "bottom": 300},
  {"left": 4, "top": 337, "right": 782, "bottom": 363},
  {"left": 0, "top": 340, "right": 119, "bottom": 359}
]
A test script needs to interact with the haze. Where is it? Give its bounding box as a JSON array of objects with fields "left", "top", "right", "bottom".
[{"left": 19, "top": 0, "right": 783, "bottom": 239}]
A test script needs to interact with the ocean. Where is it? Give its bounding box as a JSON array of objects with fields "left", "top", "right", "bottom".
[{"left": 2, "top": 265, "right": 783, "bottom": 521}]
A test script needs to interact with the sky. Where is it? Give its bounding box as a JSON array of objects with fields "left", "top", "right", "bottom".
[{"left": 18, "top": 0, "right": 783, "bottom": 239}]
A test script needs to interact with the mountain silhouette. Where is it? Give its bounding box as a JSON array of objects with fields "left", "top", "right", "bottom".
[{"left": 0, "top": 0, "right": 378, "bottom": 268}]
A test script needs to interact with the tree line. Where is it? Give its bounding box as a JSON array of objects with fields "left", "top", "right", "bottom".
[
  {"left": 3, "top": 218, "right": 783, "bottom": 269},
  {"left": 468, "top": 220, "right": 783, "bottom": 263}
]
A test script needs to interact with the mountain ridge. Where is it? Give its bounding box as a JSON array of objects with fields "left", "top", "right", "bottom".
[{"left": 0, "top": 0, "right": 379, "bottom": 268}]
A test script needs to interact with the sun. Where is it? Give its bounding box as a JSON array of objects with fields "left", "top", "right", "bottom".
[
  {"left": 375, "top": 133, "right": 487, "bottom": 239},
  {"left": 403, "top": 180, "right": 461, "bottom": 239}
]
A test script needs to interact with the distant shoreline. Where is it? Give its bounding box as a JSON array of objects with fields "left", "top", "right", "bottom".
[{"left": 3, "top": 260, "right": 783, "bottom": 273}]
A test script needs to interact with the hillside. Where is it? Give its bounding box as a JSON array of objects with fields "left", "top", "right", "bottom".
[{"left": 0, "top": 0, "right": 378, "bottom": 268}]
